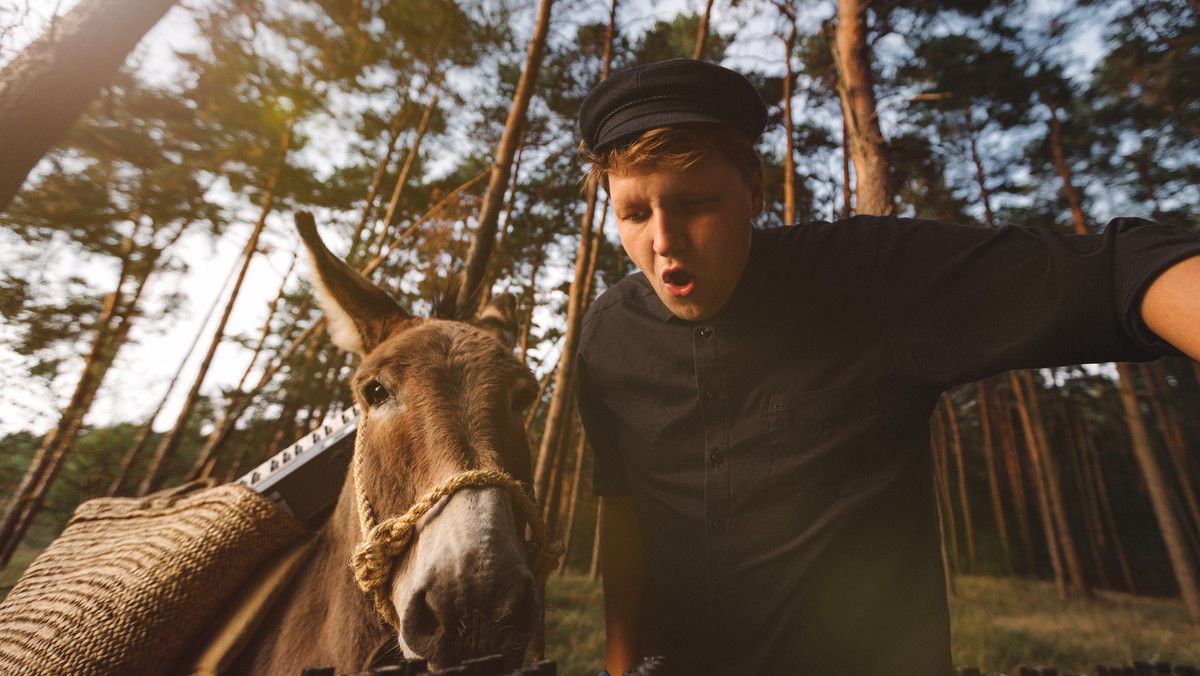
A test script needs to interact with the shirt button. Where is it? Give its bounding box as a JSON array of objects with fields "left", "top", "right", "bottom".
[
  {"left": 710, "top": 452, "right": 723, "bottom": 465},
  {"left": 710, "top": 520, "right": 724, "bottom": 533},
  {"left": 715, "top": 592, "right": 727, "bottom": 604},
  {"left": 698, "top": 327, "right": 712, "bottom": 339},
  {"left": 705, "top": 390, "right": 719, "bottom": 401}
]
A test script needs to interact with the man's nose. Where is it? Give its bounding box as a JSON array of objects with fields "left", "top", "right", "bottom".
[{"left": 651, "top": 212, "right": 686, "bottom": 256}]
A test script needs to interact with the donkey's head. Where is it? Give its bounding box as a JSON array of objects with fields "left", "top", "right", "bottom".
[{"left": 297, "top": 213, "right": 543, "bottom": 669}]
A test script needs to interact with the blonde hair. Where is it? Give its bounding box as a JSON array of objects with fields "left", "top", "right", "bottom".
[{"left": 581, "top": 125, "right": 761, "bottom": 192}]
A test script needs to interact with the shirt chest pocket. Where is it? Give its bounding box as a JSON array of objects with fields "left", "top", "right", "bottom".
[{"left": 765, "top": 386, "right": 890, "bottom": 503}]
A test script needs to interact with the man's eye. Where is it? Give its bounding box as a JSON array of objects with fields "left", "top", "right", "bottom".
[{"left": 363, "top": 380, "right": 390, "bottom": 406}]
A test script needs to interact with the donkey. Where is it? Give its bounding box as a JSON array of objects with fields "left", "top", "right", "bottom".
[{"left": 230, "top": 213, "right": 549, "bottom": 674}]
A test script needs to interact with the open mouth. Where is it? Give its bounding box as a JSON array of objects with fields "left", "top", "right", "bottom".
[{"left": 662, "top": 267, "right": 695, "bottom": 296}]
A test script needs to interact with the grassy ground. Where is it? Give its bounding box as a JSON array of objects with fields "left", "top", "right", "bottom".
[
  {"left": 6, "top": 550, "right": 1198, "bottom": 675},
  {"left": 544, "top": 573, "right": 1200, "bottom": 676}
]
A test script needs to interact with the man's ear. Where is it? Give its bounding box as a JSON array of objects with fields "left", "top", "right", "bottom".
[
  {"left": 296, "top": 212, "right": 412, "bottom": 356},
  {"left": 474, "top": 293, "right": 519, "bottom": 349}
]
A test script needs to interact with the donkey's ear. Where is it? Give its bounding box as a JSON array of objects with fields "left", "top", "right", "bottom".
[
  {"left": 474, "top": 293, "right": 519, "bottom": 348},
  {"left": 296, "top": 212, "right": 412, "bottom": 356}
]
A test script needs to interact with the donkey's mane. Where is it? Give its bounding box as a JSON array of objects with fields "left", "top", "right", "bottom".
[{"left": 429, "top": 275, "right": 478, "bottom": 322}]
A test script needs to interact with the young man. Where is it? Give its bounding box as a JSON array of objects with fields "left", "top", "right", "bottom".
[{"left": 574, "top": 59, "right": 1200, "bottom": 675}]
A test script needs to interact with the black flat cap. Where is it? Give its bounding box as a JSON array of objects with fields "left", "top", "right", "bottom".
[{"left": 579, "top": 58, "right": 768, "bottom": 154}]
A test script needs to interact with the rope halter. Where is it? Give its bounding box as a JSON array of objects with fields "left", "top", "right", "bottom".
[{"left": 347, "top": 409, "right": 565, "bottom": 658}]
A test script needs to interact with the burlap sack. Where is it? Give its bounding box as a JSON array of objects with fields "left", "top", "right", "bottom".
[{"left": 0, "top": 480, "right": 308, "bottom": 676}]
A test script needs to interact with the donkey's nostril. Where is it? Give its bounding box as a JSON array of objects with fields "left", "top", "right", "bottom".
[
  {"left": 400, "top": 569, "right": 538, "bottom": 668},
  {"left": 401, "top": 589, "right": 444, "bottom": 659}
]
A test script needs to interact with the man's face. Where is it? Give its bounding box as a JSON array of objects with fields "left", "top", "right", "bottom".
[{"left": 609, "top": 153, "right": 764, "bottom": 321}]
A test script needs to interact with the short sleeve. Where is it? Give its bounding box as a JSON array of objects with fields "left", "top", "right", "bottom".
[
  {"left": 576, "top": 349, "right": 632, "bottom": 496},
  {"left": 880, "top": 216, "right": 1200, "bottom": 388}
]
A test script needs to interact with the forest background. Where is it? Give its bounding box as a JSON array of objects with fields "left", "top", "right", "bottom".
[{"left": 1, "top": 0, "right": 1200, "bottom": 660}]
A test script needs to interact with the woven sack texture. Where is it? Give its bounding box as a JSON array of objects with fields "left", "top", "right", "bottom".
[{"left": 0, "top": 481, "right": 308, "bottom": 676}]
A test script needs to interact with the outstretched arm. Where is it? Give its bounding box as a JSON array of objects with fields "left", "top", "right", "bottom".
[
  {"left": 597, "top": 495, "right": 650, "bottom": 676},
  {"left": 1142, "top": 255, "right": 1200, "bottom": 361}
]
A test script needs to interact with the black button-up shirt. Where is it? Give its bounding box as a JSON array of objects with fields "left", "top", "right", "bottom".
[{"left": 576, "top": 216, "right": 1200, "bottom": 675}]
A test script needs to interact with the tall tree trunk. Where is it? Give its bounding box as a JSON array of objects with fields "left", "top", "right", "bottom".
[
  {"left": 1068, "top": 403, "right": 1111, "bottom": 590},
  {"left": 1038, "top": 89, "right": 1089, "bottom": 235},
  {"left": 692, "top": 0, "right": 715, "bottom": 60},
  {"left": 944, "top": 395, "right": 976, "bottom": 574},
  {"left": 557, "top": 428, "right": 590, "bottom": 576},
  {"left": 533, "top": 181, "right": 604, "bottom": 502},
  {"left": 779, "top": 3, "right": 798, "bottom": 225},
  {"left": 0, "top": 236, "right": 153, "bottom": 567},
  {"left": 1116, "top": 362, "right": 1200, "bottom": 622},
  {"left": 964, "top": 108, "right": 997, "bottom": 229},
  {"left": 138, "top": 127, "right": 290, "bottom": 495},
  {"left": 978, "top": 379, "right": 1014, "bottom": 576},
  {"left": 372, "top": 73, "right": 444, "bottom": 262},
  {"left": 532, "top": 6, "right": 611, "bottom": 503},
  {"left": 187, "top": 253, "right": 298, "bottom": 480},
  {"left": 1086, "top": 411, "right": 1138, "bottom": 594},
  {"left": 1019, "top": 370, "right": 1092, "bottom": 599},
  {"left": 931, "top": 406, "right": 958, "bottom": 573},
  {"left": 828, "top": 0, "right": 893, "bottom": 216},
  {"left": 1009, "top": 370, "right": 1068, "bottom": 598},
  {"left": 348, "top": 99, "right": 409, "bottom": 261},
  {"left": 997, "top": 379, "right": 1036, "bottom": 575},
  {"left": 1027, "top": 372, "right": 1094, "bottom": 600},
  {"left": 840, "top": 105, "right": 853, "bottom": 219},
  {"left": 0, "top": 0, "right": 179, "bottom": 211},
  {"left": 108, "top": 231, "right": 253, "bottom": 496},
  {"left": 1142, "top": 362, "right": 1200, "bottom": 543},
  {"left": 457, "top": 0, "right": 555, "bottom": 309},
  {"left": 932, "top": 424, "right": 957, "bottom": 598}
]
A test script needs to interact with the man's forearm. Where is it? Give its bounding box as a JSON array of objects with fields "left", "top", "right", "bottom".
[
  {"left": 1142, "top": 255, "right": 1200, "bottom": 361},
  {"left": 598, "top": 495, "right": 648, "bottom": 676}
]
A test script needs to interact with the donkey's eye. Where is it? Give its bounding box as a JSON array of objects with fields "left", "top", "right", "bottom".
[{"left": 363, "top": 380, "right": 390, "bottom": 407}]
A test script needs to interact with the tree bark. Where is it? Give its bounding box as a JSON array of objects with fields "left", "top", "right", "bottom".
[
  {"left": 829, "top": 0, "right": 894, "bottom": 216},
  {"left": 372, "top": 73, "right": 444, "bottom": 262},
  {"left": 557, "top": 428, "right": 590, "bottom": 575},
  {"left": 1067, "top": 402, "right": 1111, "bottom": 590},
  {"left": 1009, "top": 370, "right": 1068, "bottom": 598},
  {"left": 1142, "top": 362, "right": 1200, "bottom": 543},
  {"left": 978, "top": 379, "right": 1014, "bottom": 576},
  {"left": 1085, "top": 408, "right": 1138, "bottom": 593},
  {"left": 996, "top": 379, "right": 1036, "bottom": 574},
  {"left": 0, "top": 0, "right": 180, "bottom": 211},
  {"left": 944, "top": 395, "right": 976, "bottom": 574},
  {"left": 1038, "top": 89, "right": 1089, "bottom": 235},
  {"left": 1019, "top": 370, "right": 1092, "bottom": 599},
  {"left": 457, "top": 0, "right": 555, "bottom": 309},
  {"left": 692, "top": 0, "right": 715, "bottom": 60},
  {"left": 1116, "top": 361, "right": 1200, "bottom": 622},
  {"left": 187, "top": 253, "right": 298, "bottom": 480},
  {"left": 0, "top": 232, "right": 154, "bottom": 566},
  {"left": 931, "top": 405, "right": 958, "bottom": 573},
  {"left": 964, "top": 107, "right": 997, "bottom": 229},
  {"left": 138, "top": 126, "right": 290, "bottom": 495},
  {"left": 532, "top": 8, "right": 611, "bottom": 503},
  {"left": 1027, "top": 372, "right": 1094, "bottom": 600},
  {"left": 348, "top": 100, "right": 408, "bottom": 261},
  {"left": 779, "top": 2, "right": 798, "bottom": 225}
]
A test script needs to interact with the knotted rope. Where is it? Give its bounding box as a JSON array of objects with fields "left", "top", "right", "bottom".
[{"left": 347, "top": 409, "right": 565, "bottom": 660}]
